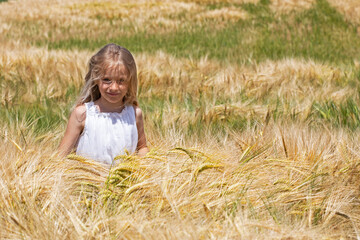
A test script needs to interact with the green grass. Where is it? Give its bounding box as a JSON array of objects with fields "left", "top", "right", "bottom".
[
  {"left": 31, "top": 0, "right": 360, "bottom": 65},
  {"left": 253, "top": 0, "right": 359, "bottom": 64},
  {"left": 0, "top": 102, "right": 67, "bottom": 134},
  {"left": 3, "top": 88, "right": 360, "bottom": 137},
  {"left": 3, "top": 0, "right": 360, "bottom": 135},
  {"left": 311, "top": 99, "right": 360, "bottom": 130}
]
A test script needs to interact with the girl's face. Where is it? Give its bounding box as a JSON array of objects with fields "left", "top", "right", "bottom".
[{"left": 97, "top": 64, "right": 130, "bottom": 106}]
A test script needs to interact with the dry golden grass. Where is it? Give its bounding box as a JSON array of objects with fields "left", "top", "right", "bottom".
[
  {"left": 137, "top": 52, "right": 358, "bottom": 125},
  {"left": 197, "top": 7, "right": 249, "bottom": 22},
  {"left": 1, "top": 45, "right": 360, "bottom": 238},
  {"left": 1, "top": 122, "right": 360, "bottom": 239},
  {"left": 328, "top": 0, "right": 360, "bottom": 24},
  {"left": 138, "top": 52, "right": 355, "bottom": 101},
  {"left": 180, "top": 0, "right": 259, "bottom": 4},
  {"left": 1, "top": 45, "right": 358, "bottom": 128},
  {"left": 4, "top": 0, "right": 357, "bottom": 45},
  {"left": 270, "top": 0, "right": 315, "bottom": 13},
  {"left": 0, "top": 46, "right": 87, "bottom": 105},
  {"left": 0, "top": 0, "right": 248, "bottom": 41},
  {"left": 2, "top": 0, "right": 360, "bottom": 239}
]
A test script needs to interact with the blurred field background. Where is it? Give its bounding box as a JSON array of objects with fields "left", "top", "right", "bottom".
[{"left": 1, "top": 0, "right": 360, "bottom": 239}]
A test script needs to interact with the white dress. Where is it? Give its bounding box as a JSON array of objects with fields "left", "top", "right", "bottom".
[{"left": 76, "top": 102, "right": 138, "bottom": 165}]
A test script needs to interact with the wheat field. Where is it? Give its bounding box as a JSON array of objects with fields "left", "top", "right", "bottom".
[{"left": 1, "top": 0, "right": 360, "bottom": 239}]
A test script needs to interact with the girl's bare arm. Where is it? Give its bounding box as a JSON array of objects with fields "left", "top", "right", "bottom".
[
  {"left": 58, "top": 105, "right": 86, "bottom": 156},
  {"left": 134, "top": 106, "right": 149, "bottom": 156}
]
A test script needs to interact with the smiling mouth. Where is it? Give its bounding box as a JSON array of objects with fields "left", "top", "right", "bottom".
[{"left": 107, "top": 93, "right": 120, "bottom": 96}]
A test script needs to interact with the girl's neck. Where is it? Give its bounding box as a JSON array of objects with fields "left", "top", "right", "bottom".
[{"left": 95, "top": 98, "right": 125, "bottom": 113}]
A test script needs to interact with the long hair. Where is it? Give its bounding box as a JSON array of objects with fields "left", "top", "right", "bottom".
[{"left": 76, "top": 43, "right": 138, "bottom": 106}]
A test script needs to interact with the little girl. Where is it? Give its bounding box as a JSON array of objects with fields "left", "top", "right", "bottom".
[{"left": 59, "top": 43, "right": 149, "bottom": 165}]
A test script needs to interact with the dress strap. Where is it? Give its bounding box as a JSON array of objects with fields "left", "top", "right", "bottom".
[{"left": 84, "top": 102, "right": 96, "bottom": 115}]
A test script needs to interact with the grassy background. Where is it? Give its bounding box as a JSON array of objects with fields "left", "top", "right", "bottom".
[
  {"left": 2, "top": 0, "right": 360, "bottom": 136},
  {"left": 1, "top": 0, "right": 360, "bottom": 239},
  {"left": 33, "top": 0, "right": 360, "bottom": 65}
]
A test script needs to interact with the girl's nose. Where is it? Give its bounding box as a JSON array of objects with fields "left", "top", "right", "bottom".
[{"left": 109, "top": 81, "right": 120, "bottom": 91}]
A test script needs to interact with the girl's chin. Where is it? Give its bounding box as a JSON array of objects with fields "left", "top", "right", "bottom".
[{"left": 102, "top": 96, "right": 124, "bottom": 104}]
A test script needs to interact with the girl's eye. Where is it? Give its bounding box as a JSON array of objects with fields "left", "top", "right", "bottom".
[{"left": 102, "top": 78, "right": 111, "bottom": 83}]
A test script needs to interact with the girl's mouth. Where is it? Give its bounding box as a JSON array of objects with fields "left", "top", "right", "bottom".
[{"left": 107, "top": 92, "right": 120, "bottom": 96}]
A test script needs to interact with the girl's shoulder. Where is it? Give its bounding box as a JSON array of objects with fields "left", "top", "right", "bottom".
[
  {"left": 72, "top": 104, "right": 87, "bottom": 124},
  {"left": 131, "top": 105, "right": 145, "bottom": 127},
  {"left": 132, "top": 105, "right": 144, "bottom": 120}
]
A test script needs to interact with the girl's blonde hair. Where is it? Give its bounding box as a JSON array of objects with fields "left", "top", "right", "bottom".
[{"left": 76, "top": 43, "right": 138, "bottom": 106}]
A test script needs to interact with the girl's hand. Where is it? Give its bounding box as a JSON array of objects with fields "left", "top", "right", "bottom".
[
  {"left": 58, "top": 105, "right": 86, "bottom": 156},
  {"left": 137, "top": 146, "right": 150, "bottom": 157}
]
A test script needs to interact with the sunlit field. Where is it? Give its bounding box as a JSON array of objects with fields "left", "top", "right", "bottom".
[{"left": 1, "top": 0, "right": 360, "bottom": 239}]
